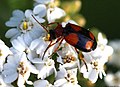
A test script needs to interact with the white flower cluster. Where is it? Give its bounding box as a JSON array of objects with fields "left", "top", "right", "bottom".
[
  {"left": 0, "top": 0, "right": 113, "bottom": 87},
  {"left": 104, "top": 40, "right": 120, "bottom": 86}
]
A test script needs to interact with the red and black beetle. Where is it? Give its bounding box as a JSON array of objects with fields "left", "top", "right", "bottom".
[
  {"left": 48, "top": 22, "right": 97, "bottom": 71},
  {"left": 32, "top": 15, "right": 97, "bottom": 58},
  {"left": 49, "top": 23, "right": 97, "bottom": 52},
  {"left": 32, "top": 15, "right": 97, "bottom": 71}
]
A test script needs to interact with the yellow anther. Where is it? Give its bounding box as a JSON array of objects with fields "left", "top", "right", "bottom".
[
  {"left": 94, "top": 61, "right": 98, "bottom": 67},
  {"left": 0, "top": 50, "right": 2, "bottom": 56},
  {"left": 23, "top": 21, "right": 28, "bottom": 30},
  {"left": 63, "top": 55, "right": 75, "bottom": 63}
]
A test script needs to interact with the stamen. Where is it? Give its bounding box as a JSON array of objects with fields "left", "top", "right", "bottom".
[
  {"left": 64, "top": 73, "right": 75, "bottom": 83},
  {"left": 91, "top": 61, "right": 98, "bottom": 70},
  {"left": 23, "top": 21, "right": 28, "bottom": 30},
  {"left": 0, "top": 50, "right": 2, "bottom": 56},
  {"left": 17, "top": 62, "right": 27, "bottom": 75},
  {"left": 62, "top": 55, "right": 75, "bottom": 63},
  {"left": 44, "top": 59, "right": 52, "bottom": 66}
]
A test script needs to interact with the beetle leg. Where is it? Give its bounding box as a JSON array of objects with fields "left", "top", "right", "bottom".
[
  {"left": 42, "top": 37, "right": 62, "bottom": 60},
  {"left": 74, "top": 48, "right": 79, "bottom": 54},
  {"left": 49, "top": 37, "right": 64, "bottom": 58},
  {"left": 74, "top": 48, "right": 88, "bottom": 72},
  {"left": 79, "top": 52, "right": 88, "bottom": 72},
  {"left": 42, "top": 41, "right": 52, "bottom": 60}
]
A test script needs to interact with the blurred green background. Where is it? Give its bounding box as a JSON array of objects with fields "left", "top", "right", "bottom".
[
  {"left": 81, "top": 0, "right": 120, "bottom": 40},
  {"left": 0, "top": 0, "right": 119, "bottom": 87}
]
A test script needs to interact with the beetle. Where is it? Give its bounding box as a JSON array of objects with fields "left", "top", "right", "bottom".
[
  {"left": 32, "top": 15, "right": 97, "bottom": 56},
  {"left": 32, "top": 15, "right": 97, "bottom": 71},
  {"left": 49, "top": 23, "right": 97, "bottom": 52}
]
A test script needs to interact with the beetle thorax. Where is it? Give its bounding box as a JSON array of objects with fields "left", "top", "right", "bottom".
[
  {"left": 54, "top": 27, "right": 64, "bottom": 37},
  {"left": 49, "top": 24, "right": 64, "bottom": 40},
  {"left": 54, "top": 24, "right": 64, "bottom": 37}
]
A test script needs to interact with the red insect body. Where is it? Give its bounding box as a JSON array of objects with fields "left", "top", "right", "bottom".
[
  {"left": 32, "top": 15, "right": 97, "bottom": 71},
  {"left": 49, "top": 23, "right": 97, "bottom": 52}
]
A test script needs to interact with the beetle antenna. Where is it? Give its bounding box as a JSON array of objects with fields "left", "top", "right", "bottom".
[
  {"left": 31, "top": 15, "right": 49, "bottom": 33},
  {"left": 47, "top": 22, "right": 59, "bottom": 26}
]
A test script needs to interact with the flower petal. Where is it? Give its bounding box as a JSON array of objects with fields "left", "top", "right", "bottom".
[
  {"left": 23, "top": 71, "right": 33, "bottom": 85},
  {"left": 5, "top": 10, "right": 24, "bottom": 27},
  {"left": 88, "top": 69, "right": 98, "bottom": 83},
  {"left": 12, "top": 10, "right": 24, "bottom": 18},
  {"left": 98, "top": 32, "right": 108, "bottom": 45},
  {"left": 25, "top": 9, "right": 33, "bottom": 18},
  {"left": 47, "top": 7, "right": 66, "bottom": 23},
  {"left": 104, "top": 46, "right": 113, "bottom": 57},
  {"left": 17, "top": 36, "right": 27, "bottom": 47},
  {"left": 27, "top": 62, "right": 39, "bottom": 74},
  {"left": 29, "top": 39, "right": 41, "bottom": 50},
  {"left": 34, "top": 0, "right": 52, "bottom": 4},
  {"left": 33, "top": 4, "right": 46, "bottom": 17},
  {"left": 17, "top": 74, "right": 25, "bottom": 87},
  {"left": 54, "top": 79, "right": 67, "bottom": 87},
  {"left": 11, "top": 39, "right": 25, "bottom": 52},
  {"left": 36, "top": 40, "right": 47, "bottom": 54},
  {"left": 22, "top": 33, "right": 33, "bottom": 46},
  {"left": 28, "top": 28, "right": 42, "bottom": 40},
  {"left": 33, "top": 80, "right": 49, "bottom": 87},
  {"left": 56, "top": 66, "right": 67, "bottom": 80},
  {"left": 3, "top": 71, "right": 18, "bottom": 83},
  {"left": 5, "top": 19, "right": 20, "bottom": 27}
]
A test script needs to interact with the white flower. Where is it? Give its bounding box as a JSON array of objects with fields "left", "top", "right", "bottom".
[
  {"left": 97, "top": 33, "right": 108, "bottom": 46},
  {"left": 35, "top": 57, "right": 56, "bottom": 79},
  {"left": 10, "top": 35, "right": 55, "bottom": 64},
  {"left": 34, "top": 0, "right": 65, "bottom": 23},
  {"left": 5, "top": 9, "right": 46, "bottom": 45},
  {"left": 0, "top": 39, "right": 12, "bottom": 72},
  {"left": 28, "top": 37, "right": 57, "bottom": 63},
  {"left": 10, "top": 35, "right": 40, "bottom": 62},
  {"left": 57, "top": 42, "right": 80, "bottom": 71},
  {"left": 10, "top": 35, "right": 29, "bottom": 53},
  {"left": 10, "top": 35, "right": 37, "bottom": 63},
  {"left": 61, "top": 20, "right": 78, "bottom": 28},
  {"left": 0, "top": 75, "right": 13, "bottom": 87},
  {"left": 10, "top": 36, "right": 41, "bottom": 62},
  {"left": 2, "top": 53, "right": 38, "bottom": 87},
  {"left": 47, "top": 6, "right": 66, "bottom": 23},
  {"left": 80, "top": 58, "right": 106, "bottom": 83},
  {"left": 33, "top": 4, "right": 47, "bottom": 20},
  {"left": 29, "top": 38, "right": 57, "bottom": 79},
  {"left": 29, "top": 38, "right": 53, "bottom": 60},
  {"left": 104, "top": 71, "right": 120, "bottom": 86},
  {"left": 108, "top": 40, "right": 120, "bottom": 67},
  {"left": 97, "top": 33, "right": 113, "bottom": 58},
  {"left": 33, "top": 80, "right": 54, "bottom": 87},
  {"left": 54, "top": 67, "right": 81, "bottom": 87},
  {"left": 80, "top": 32, "right": 113, "bottom": 83},
  {"left": 34, "top": 0, "right": 54, "bottom": 4}
]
